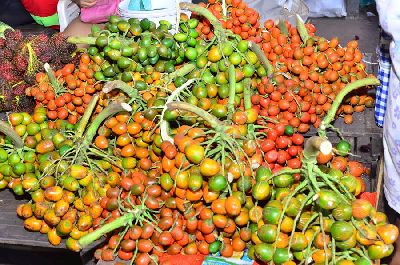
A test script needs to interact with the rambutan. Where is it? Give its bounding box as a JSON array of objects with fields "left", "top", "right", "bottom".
[
  {"left": 13, "top": 95, "right": 35, "bottom": 113},
  {"left": 0, "top": 38, "right": 5, "bottom": 49},
  {"left": 0, "top": 61, "right": 18, "bottom": 82},
  {"left": 0, "top": 48, "right": 13, "bottom": 61},
  {"left": 23, "top": 72, "right": 36, "bottom": 85},
  {"left": 12, "top": 83, "right": 29, "bottom": 96},
  {"left": 38, "top": 52, "right": 54, "bottom": 64},
  {"left": 13, "top": 53, "right": 28, "bottom": 73},
  {"left": 4, "top": 29, "right": 23, "bottom": 51},
  {"left": 50, "top": 33, "right": 66, "bottom": 47},
  {"left": 0, "top": 79, "right": 12, "bottom": 111}
]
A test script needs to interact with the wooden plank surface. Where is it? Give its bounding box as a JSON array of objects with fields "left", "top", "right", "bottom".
[
  {"left": 0, "top": 189, "right": 100, "bottom": 265},
  {"left": 0, "top": 189, "right": 55, "bottom": 248}
]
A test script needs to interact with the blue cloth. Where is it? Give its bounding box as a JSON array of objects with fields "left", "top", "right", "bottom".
[
  {"left": 377, "top": 0, "right": 400, "bottom": 215},
  {"left": 375, "top": 30, "right": 392, "bottom": 127},
  {"left": 128, "top": 0, "right": 151, "bottom": 11}
]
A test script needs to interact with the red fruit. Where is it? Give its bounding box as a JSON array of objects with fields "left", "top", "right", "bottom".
[
  {"left": 359, "top": 192, "right": 377, "bottom": 208},
  {"left": 265, "top": 150, "right": 278, "bottom": 163},
  {"left": 260, "top": 139, "right": 275, "bottom": 152},
  {"left": 275, "top": 136, "right": 290, "bottom": 149},
  {"left": 287, "top": 158, "right": 301, "bottom": 169},
  {"left": 55, "top": 97, "right": 66, "bottom": 107}
]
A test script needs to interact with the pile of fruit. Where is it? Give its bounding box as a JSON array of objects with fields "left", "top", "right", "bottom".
[
  {"left": 0, "top": 23, "right": 77, "bottom": 112},
  {"left": 0, "top": 1, "right": 395, "bottom": 265}
]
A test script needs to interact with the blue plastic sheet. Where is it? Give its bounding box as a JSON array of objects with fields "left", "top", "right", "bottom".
[
  {"left": 202, "top": 249, "right": 254, "bottom": 265},
  {"left": 128, "top": 0, "right": 152, "bottom": 11}
]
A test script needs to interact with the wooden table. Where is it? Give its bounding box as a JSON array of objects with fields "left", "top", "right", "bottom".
[{"left": 0, "top": 189, "right": 99, "bottom": 265}]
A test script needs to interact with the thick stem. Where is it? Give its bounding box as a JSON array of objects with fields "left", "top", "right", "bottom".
[
  {"left": 296, "top": 14, "right": 309, "bottom": 44},
  {"left": 81, "top": 102, "right": 132, "bottom": 148},
  {"left": 0, "top": 22, "right": 12, "bottom": 38},
  {"left": 332, "top": 238, "right": 336, "bottom": 265},
  {"left": 160, "top": 79, "right": 195, "bottom": 143},
  {"left": 75, "top": 94, "right": 100, "bottom": 138},
  {"left": 274, "top": 181, "right": 308, "bottom": 252},
  {"left": 103, "top": 80, "right": 137, "bottom": 98},
  {"left": 222, "top": 0, "right": 227, "bottom": 17},
  {"left": 78, "top": 213, "right": 133, "bottom": 249},
  {"left": 278, "top": 20, "right": 289, "bottom": 37},
  {"left": 67, "top": 36, "right": 97, "bottom": 45},
  {"left": 288, "top": 192, "right": 314, "bottom": 250},
  {"left": 350, "top": 247, "right": 373, "bottom": 264},
  {"left": 269, "top": 168, "right": 301, "bottom": 181},
  {"left": 302, "top": 213, "right": 319, "bottom": 233},
  {"left": 314, "top": 166, "right": 354, "bottom": 202},
  {"left": 166, "top": 64, "right": 195, "bottom": 82},
  {"left": 248, "top": 41, "right": 274, "bottom": 78},
  {"left": 303, "top": 136, "right": 332, "bottom": 161},
  {"left": 319, "top": 77, "right": 380, "bottom": 135},
  {"left": 44, "top": 63, "right": 63, "bottom": 96},
  {"left": 227, "top": 64, "right": 236, "bottom": 120},
  {"left": 167, "top": 102, "right": 224, "bottom": 131},
  {"left": 0, "top": 121, "right": 23, "bottom": 148},
  {"left": 179, "top": 3, "right": 226, "bottom": 42},
  {"left": 243, "top": 78, "right": 252, "bottom": 111},
  {"left": 319, "top": 212, "right": 329, "bottom": 265},
  {"left": 307, "top": 162, "right": 320, "bottom": 192}
]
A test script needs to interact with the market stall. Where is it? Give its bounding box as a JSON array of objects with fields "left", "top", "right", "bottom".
[{"left": 0, "top": 0, "right": 395, "bottom": 264}]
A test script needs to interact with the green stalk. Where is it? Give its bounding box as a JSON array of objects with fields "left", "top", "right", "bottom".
[
  {"left": 319, "top": 77, "right": 380, "bottom": 136},
  {"left": 166, "top": 64, "right": 195, "bottom": 81},
  {"left": 274, "top": 181, "right": 308, "bottom": 253},
  {"left": 103, "top": 80, "right": 138, "bottom": 98},
  {"left": 221, "top": 0, "right": 227, "bottom": 17},
  {"left": 278, "top": 20, "right": 289, "bottom": 37},
  {"left": 302, "top": 212, "right": 319, "bottom": 233},
  {"left": 160, "top": 79, "right": 195, "bottom": 143},
  {"left": 288, "top": 192, "right": 313, "bottom": 251},
  {"left": 270, "top": 168, "right": 301, "bottom": 179},
  {"left": 75, "top": 93, "right": 100, "bottom": 138},
  {"left": 0, "top": 22, "right": 12, "bottom": 38},
  {"left": 314, "top": 166, "right": 354, "bottom": 202},
  {"left": 319, "top": 213, "right": 329, "bottom": 265},
  {"left": 303, "top": 136, "right": 332, "bottom": 161},
  {"left": 332, "top": 238, "right": 336, "bottom": 265},
  {"left": 307, "top": 163, "right": 320, "bottom": 193},
  {"left": 350, "top": 247, "right": 373, "bottom": 264},
  {"left": 81, "top": 102, "right": 132, "bottom": 148},
  {"left": 167, "top": 102, "right": 224, "bottom": 132},
  {"left": 296, "top": 14, "right": 309, "bottom": 44},
  {"left": 243, "top": 78, "right": 252, "bottom": 111},
  {"left": 67, "top": 36, "right": 97, "bottom": 45},
  {"left": 78, "top": 213, "right": 133, "bottom": 249},
  {"left": 243, "top": 78, "right": 256, "bottom": 138},
  {"left": 227, "top": 64, "right": 236, "bottom": 120},
  {"left": 248, "top": 41, "right": 274, "bottom": 78},
  {"left": 44, "top": 63, "right": 63, "bottom": 96},
  {"left": 179, "top": 3, "right": 226, "bottom": 42},
  {"left": 0, "top": 121, "right": 24, "bottom": 148}
]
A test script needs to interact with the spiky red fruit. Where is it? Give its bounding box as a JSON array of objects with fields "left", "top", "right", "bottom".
[
  {"left": 13, "top": 53, "right": 28, "bottom": 73},
  {"left": 0, "top": 38, "right": 6, "bottom": 49},
  {"left": 4, "top": 29, "right": 23, "bottom": 51},
  {"left": 0, "top": 61, "right": 17, "bottom": 82}
]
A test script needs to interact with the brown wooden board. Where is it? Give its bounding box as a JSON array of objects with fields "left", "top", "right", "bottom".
[
  {"left": 305, "top": 108, "right": 382, "bottom": 162},
  {"left": 0, "top": 189, "right": 101, "bottom": 265}
]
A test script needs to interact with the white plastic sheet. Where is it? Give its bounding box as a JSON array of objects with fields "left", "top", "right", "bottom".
[
  {"left": 304, "top": 0, "right": 347, "bottom": 17},
  {"left": 246, "top": 0, "right": 308, "bottom": 25}
]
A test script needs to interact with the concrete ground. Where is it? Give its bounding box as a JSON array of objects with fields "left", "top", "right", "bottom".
[{"left": 310, "top": 7, "right": 380, "bottom": 55}]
